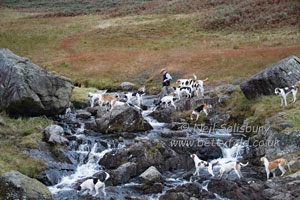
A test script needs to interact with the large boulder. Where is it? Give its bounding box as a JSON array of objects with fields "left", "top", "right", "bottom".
[
  {"left": 0, "top": 48, "right": 73, "bottom": 116},
  {"left": 95, "top": 104, "right": 152, "bottom": 133},
  {"left": 240, "top": 56, "right": 300, "bottom": 99},
  {"left": 0, "top": 170, "right": 54, "bottom": 200}
]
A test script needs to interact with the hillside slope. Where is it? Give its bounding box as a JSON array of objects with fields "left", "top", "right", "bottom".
[{"left": 2, "top": 0, "right": 299, "bottom": 30}]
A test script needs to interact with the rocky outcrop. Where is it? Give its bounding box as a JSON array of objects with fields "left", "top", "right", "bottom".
[
  {"left": 240, "top": 56, "right": 300, "bottom": 99},
  {"left": 43, "top": 125, "right": 69, "bottom": 145},
  {"left": 95, "top": 105, "right": 152, "bottom": 133},
  {"left": 0, "top": 170, "right": 54, "bottom": 200},
  {"left": 0, "top": 48, "right": 73, "bottom": 116}
]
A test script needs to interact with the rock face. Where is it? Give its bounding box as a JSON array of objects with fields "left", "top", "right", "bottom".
[
  {"left": 95, "top": 105, "right": 152, "bottom": 133},
  {"left": 0, "top": 48, "right": 73, "bottom": 116},
  {"left": 240, "top": 56, "right": 300, "bottom": 99},
  {"left": 43, "top": 125, "right": 69, "bottom": 145},
  {"left": 0, "top": 170, "right": 54, "bottom": 200}
]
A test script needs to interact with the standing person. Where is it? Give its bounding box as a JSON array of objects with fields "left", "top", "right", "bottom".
[
  {"left": 160, "top": 69, "right": 173, "bottom": 98},
  {"left": 161, "top": 69, "right": 172, "bottom": 87}
]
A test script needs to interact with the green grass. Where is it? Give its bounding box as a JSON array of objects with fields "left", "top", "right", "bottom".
[
  {"left": 0, "top": 113, "right": 52, "bottom": 177},
  {"left": 71, "top": 87, "right": 98, "bottom": 103},
  {"left": 225, "top": 90, "right": 300, "bottom": 134}
]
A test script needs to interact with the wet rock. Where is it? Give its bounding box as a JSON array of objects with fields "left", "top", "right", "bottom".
[
  {"left": 110, "top": 162, "right": 137, "bottom": 185},
  {"left": 121, "top": 82, "right": 136, "bottom": 91},
  {"left": 160, "top": 130, "right": 187, "bottom": 138},
  {"left": 95, "top": 105, "right": 152, "bottom": 133},
  {"left": 139, "top": 166, "right": 164, "bottom": 184},
  {"left": 86, "top": 106, "right": 100, "bottom": 116},
  {"left": 0, "top": 48, "right": 73, "bottom": 116},
  {"left": 208, "top": 179, "right": 265, "bottom": 200},
  {"left": 160, "top": 182, "right": 215, "bottom": 200},
  {"left": 149, "top": 108, "right": 173, "bottom": 123},
  {"left": 167, "top": 122, "right": 187, "bottom": 130},
  {"left": 76, "top": 109, "right": 91, "bottom": 119},
  {"left": 145, "top": 182, "right": 163, "bottom": 194},
  {"left": 0, "top": 170, "right": 54, "bottom": 200},
  {"left": 240, "top": 56, "right": 300, "bottom": 99},
  {"left": 99, "top": 139, "right": 187, "bottom": 174},
  {"left": 25, "top": 143, "right": 76, "bottom": 185},
  {"left": 43, "top": 125, "right": 69, "bottom": 145},
  {"left": 84, "top": 120, "right": 96, "bottom": 130}
]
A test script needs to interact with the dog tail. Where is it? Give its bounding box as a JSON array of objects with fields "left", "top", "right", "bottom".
[
  {"left": 239, "top": 162, "right": 249, "bottom": 167},
  {"left": 104, "top": 172, "right": 110, "bottom": 182},
  {"left": 202, "top": 78, "right": 208, "bottom": 82},
  {"left": 193, "top": 74, "right": 197, "bottom": 80}
]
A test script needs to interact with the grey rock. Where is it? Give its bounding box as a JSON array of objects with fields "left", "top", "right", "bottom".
[
  {"left": 43, "top": 125, "right": 69, "bottom": 145},
  {"left": 76, "top": 109, "right": 91, "bottom": 119},
  {"left": 95, "top": 105, "right": 152, "bottom": 133},
  {"left": 121, "top": 82, "right": 136, "bottom": 90},
  {"left": 0, "top": 48, "right": 73, "bottom": 116},
  {"left": 110, "top": 162, "right": 137, "bottom": 185},
  {"left": 240, "top": 56, "right": 300, "bottom": 99},
  {"left": 0, "top": 170, "right": 54, "bottom": 200},
  {"left": 139, "top": 166, "right": 164, "bottom": 184}
]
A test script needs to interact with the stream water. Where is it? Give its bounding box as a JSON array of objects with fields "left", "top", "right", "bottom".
[{"left": 48, "top": 95, "right": 250, "bottom": 200}]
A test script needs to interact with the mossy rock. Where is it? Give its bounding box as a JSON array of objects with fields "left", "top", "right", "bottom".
[{"left": 0, "top": 170, "right": 53, "bottom": 200}]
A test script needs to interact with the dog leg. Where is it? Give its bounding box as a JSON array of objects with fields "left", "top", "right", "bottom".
[
  {"left": 279, "top": 165, "right": 286, "bottom": 176},
  {"left": 102, "top": 185, "right": 106, "bottom": 197},
  {"left": 208, "top": 165, "right": 214, "bottom": 177},
  {"left": 171, "top": 101, "right": 176, "bottom": 110},
  {"left": 272, "top": 172, "right": 276, "bottom": 178},
  {"left": 204, "top": 109, "right": 208, "bottom": 116}
]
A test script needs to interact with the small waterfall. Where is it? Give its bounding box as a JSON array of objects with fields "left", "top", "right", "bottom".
[{"left": 49, "top": 142, "right": 113, "bottom": 194}]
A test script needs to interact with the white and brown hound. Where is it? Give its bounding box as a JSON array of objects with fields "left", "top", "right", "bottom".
[
  {"left": 190, "top": 104, "right": 212, "bottom": 121},
  {"left": 260, "top": 157, "right": 291, "bottom": 180}
]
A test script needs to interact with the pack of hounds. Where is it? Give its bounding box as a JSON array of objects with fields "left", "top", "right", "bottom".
[{"left": 74, "top": 76, "right": 295, "bottom": 197}]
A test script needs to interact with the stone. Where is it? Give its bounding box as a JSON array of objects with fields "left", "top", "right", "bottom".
[
  {"left": 0, "top": 170, "right": 54, "bottom": 200},
  {"left": 0, "top": 48, "right": 73, "bottom": 116},
  {"left": 43, "top": 125, "right": 69, "bottom": 145}
]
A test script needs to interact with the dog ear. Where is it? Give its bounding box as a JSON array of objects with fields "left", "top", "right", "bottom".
[{"left": 93, "top": 178, "right": 98, "bottom": 185}]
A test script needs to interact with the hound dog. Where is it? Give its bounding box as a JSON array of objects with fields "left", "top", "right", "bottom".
[
  {"left": 219, "top": 161, "right": 248, "bottom": 179},
  {"left": 88, "top": 90, "right": 107, "bottom": 107},
  {"left": 154, "top": 95, "right": 177, "bottom": 110},
  {"left": 190, "top": 154, "right": 217, "bottom": 177},
  {"left": 176, "top": 79, "right": 195, "bottom": 87},
  {"left": 275, "top": 86, "right": 298, "bottom": 106},
  {"left": 260, "top": 157, "right": 291, "bottom": 180},
  {"left": 190, "top": 104, "right": 212, "bottom": 121},
  {"left": 97, "top": 95, "right": 120, "bottom": 111},
  {"left": 192, "top": 74, "right": 208, "bottom": 97},
  {"left": 173, "top": 86, "right": 193, "bottom": 99},
  {"left": 77, "top": 172, "right": 110, "bottom": 197}
]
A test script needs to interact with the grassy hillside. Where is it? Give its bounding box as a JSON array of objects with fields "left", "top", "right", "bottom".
[
  {"left": 0, "top": 7, "right": 299, "bottom": 92},
  {"left": 2, "top": 0, "right": 299, "bottom": 30}
]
